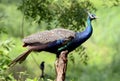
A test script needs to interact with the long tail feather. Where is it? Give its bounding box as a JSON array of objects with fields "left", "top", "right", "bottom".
[{"left": 9, "top": 49, "right": 32, "bottom": 67}]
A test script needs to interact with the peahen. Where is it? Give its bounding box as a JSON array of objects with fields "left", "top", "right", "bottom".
[{"left": 9, "top": 12, "right": 97, "bottom": 66}]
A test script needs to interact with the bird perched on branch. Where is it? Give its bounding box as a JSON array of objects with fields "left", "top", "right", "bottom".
[
  {"left": 9, "top": 12, "right": 97, "bottom": 67},
  {"left": 40, "top": 61, "right": 45, "bottom": 78}
]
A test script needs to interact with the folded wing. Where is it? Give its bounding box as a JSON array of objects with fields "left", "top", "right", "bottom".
[{"left": 23, "top": 28, "right": 75, "bottom": 46}]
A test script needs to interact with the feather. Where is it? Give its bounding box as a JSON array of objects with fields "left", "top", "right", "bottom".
[
  {"left": 23, "top": 28, "right": 75, "bottom": 45},
  {"left": 8, "top": 49, "right": 32, "bottom": 67},
  {"left": 9, "top": 44, "right": 48, "bottom": 67}
]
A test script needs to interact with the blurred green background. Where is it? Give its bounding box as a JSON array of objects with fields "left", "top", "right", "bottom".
[{"left": 0, "top": 0, "right": 120, "bottom": 81}]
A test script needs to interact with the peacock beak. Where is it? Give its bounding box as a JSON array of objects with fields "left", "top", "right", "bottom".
[{"left": 95, "top": 16, "right": 99, "bottom": 19}]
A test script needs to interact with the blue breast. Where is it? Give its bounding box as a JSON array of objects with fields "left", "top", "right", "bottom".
[{"left": 65, "top": 31, "right": 92, "bottom": 52}]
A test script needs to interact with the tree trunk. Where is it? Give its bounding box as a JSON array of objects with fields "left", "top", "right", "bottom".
[{"left": 55, "top": 50, "right": 69, "bottom": 81}]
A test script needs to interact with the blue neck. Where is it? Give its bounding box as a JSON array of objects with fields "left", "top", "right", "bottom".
[{"left": 81, "top": 17, "right": 93, "bottom": 38}]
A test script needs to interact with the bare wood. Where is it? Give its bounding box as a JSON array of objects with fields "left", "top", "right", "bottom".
[{"left": 55, "top": 50, "right": 69, "bottom": 81}]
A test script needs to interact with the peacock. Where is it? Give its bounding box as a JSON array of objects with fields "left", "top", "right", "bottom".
[{"left": 9, "top": 12, "right": 97, "bottom": 66}]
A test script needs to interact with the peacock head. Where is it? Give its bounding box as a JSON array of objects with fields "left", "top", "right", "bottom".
[{"left": 87, "top": 11, "right": 97, "bottom": 21}]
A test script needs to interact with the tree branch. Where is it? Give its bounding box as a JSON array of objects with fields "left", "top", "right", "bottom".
[{"left": 55, "top": 50, "right": 69, "bottom": 81}]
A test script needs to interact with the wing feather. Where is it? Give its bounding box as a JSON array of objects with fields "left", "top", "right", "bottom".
[{"left": 23, "top": 28, "right": 75, "bottom": 45}]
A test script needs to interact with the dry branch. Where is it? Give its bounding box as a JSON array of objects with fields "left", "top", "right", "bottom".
[{"left": 55, "top": 50, "right": 69, "bottom": 81}]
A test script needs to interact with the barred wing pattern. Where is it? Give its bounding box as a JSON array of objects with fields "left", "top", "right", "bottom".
[{"left": 23, "top": 28, "right": 75, "bottom": 45}]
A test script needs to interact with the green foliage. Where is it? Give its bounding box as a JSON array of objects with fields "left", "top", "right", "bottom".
[
  {"left": 0, "top": 4, "right": 7, "bottom": 34},
  {"left": 0, "top": 0, "right": 21, "bottom": 5},
  {"left": 26, "top": 78, "right": 38, "bottom": 81},
  {"left": 0, "top": 3, "right": 40, "bottom": 37},
  {"left": 0, "top": 40, "right": 15, "bottom": 81},
  {"left": 18, "top": 0, "right": 96, "bottom": 30},
  {"left": 69, "top": 46, "right": 88, "bottom": 65},
  {"left": 103, "top": 0, "right": 120, "bottom": 7}
]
